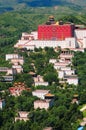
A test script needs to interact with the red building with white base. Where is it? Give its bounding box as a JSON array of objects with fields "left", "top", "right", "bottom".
[
  {"left": 38, "top": 16, "right": 75, "bottom": 40},
  {"left": 38, "top": 24, "right": 75, "bottom": 40}
]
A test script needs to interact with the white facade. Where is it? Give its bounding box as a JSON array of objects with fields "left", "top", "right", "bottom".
[
  {"left": 34, "top": 82, "right": 49, "bottom": 87},
  {"left": 83, "top": 37, "right": 86, "bottom": 48},
  {"left": 33, "top": 75, "right": 49, "bottom": 87},
  {"left": 25, "top": 44, "right": 35, "bottom": 50},
  {"left": 0, "top": 67, "right": 13, "bottom": 75},
  {"left": 10, "top": 58, "right": 24, "bottom": 65},
  {"left": 59, "top": 54, "right": 74, "bottom": 60},
  {"left": 74, "top": 29, "right": 86, "bottom": 48},
  {"left": 54, "top": 62, "right": 70, "bottom": 70},
  {"left": 57, "top": 49, "right": 78, "bottom": 85},
  {"left": 12, "top": 65, "right": 23, "bottom": 73},
  {"left": 58, "top": 70, "right": 64, "bottom": 79},
  {"left": 74, "top": 29, "right": 86, "bottom": 39},
  {"left": 64, "top": 70, "right": 75, "bottom": 75},
  {"left": 32, "top": 90, "right": 50, "bottom": 99},
  {"left": 14, "top": 37, "right": 78, "bottom": 50},
  {"left": 14, "top": 29, "right": 86, "bottom": 50},
  {"left": 21, "top": 31, "right": 38, "bottom": 40},
  {"left": 6, "top": 69, "right": 14, "bottom": 75},
  {"left": 60, "top": 67, "right": 71, "bottom": 71},
  {"left": 18, "top": 111, "right": 29, "bottom": 118},
  {"left": 65, "top": 76, "right": 78, "bottom": 85},
  {"left": 70, "top": 48, "right": 84, "bottom": 52},
  {"left": 0, "top": 76, "right": 13, "bottom": 82},
  {"left": 27, "top": 38, "right": 77, "bottom": 49},
  {"left": 58, "top": 70, "right": 75, "bottom": 79},
  {"left": 6, "top": 54, "right": 19, "bottom": 61},
  {"left": 34, "top": 99, "right": 53, "bottom": 110},
  {"left": 49, "top": 59, "right": 57, "bottom": 64},
  {"left": 31, "top": 31, "right": 38, "bottom": 40},
  {"left": 15, "top": 111, "right": 29, "bottom": 122}
]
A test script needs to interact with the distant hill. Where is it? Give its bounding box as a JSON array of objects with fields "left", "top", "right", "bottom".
[
  {"left": 0, "top": 0, "right": 86, "bottom": 13},
  {"left": 0, "top": 0, "right": 86, "bottom": 7}
]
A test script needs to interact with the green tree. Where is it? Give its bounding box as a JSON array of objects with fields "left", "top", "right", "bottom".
[{"left": 44, "top": 72, "right": 58, "bottom": 85}]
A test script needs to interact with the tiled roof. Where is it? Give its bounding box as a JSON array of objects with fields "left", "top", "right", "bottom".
[{"left": 45, "top": 93, "right": 54, "bottom": 97}]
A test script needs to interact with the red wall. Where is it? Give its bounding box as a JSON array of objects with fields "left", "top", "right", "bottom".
[{"left": 38, "top": 24, "right": 75, "bottom": 40}]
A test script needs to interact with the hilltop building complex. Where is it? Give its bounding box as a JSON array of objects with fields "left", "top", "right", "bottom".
[{"left": 14, "top": 16, "right": 86, "bottom": 51}]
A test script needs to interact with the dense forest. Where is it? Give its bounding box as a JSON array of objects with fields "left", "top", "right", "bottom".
[
  {"left": 0, "top": 47, "right": 86, "bottom": 130},
  {"left": 0, "top": 10, "right": 86, "bottom": 130},
  {"left": 0, "top": 48, "right": 83, "bottom": 130}
]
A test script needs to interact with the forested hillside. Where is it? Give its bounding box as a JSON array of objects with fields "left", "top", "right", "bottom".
[
  {"left": 0, "top": 9, "right": 86, "bottom": 130},
  {"left": 0, "top": 0, "right": 86, "bottom": 13},
  {"left": 0, "top": 11, "right": 86, "bottom": 50},
  {"left": 0, "top": 0, "right": 86, "bottom": 7}
]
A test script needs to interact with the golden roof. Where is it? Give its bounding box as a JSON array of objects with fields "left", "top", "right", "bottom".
[
  {"left": 45, "top": 93, "right": 54, "bottom": 97},
  {"left": 49, "top": 15, "right": 54, "bottom": 19},
  {"left": 73, "top": 94, "right": 78, "bottom": 97}
]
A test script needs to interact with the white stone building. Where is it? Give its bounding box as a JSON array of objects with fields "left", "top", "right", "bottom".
[
  {"left": 49, "top": 59, "right": 57, "bottom": 64},
  {"left": 64, "top": 75, "right": 78, "bottom": 85},
  {"left": 0, "top": 67, "right": 15, "bottom": 75},
  {"left": 21, "top": 31, "right": 38, "bottom": 40},
  {"left": 74, "top": 29, "right": 86, "bottom": 48},
  {"left": 6, "top": 54, "right": 19, "bottom": 61},
  {"left": 33, "top": 75, "right": 49, "bottom": 86},
  {"left": 58, "top": 69, "right": 75, "bottom": 79},
  {"left": 15, "top": 111, "right": 29, "bottom": 122},
  {"left": 74, "top": 29, "right": 86, "bottom": 39},
  {"left": 54, "top": 61, "right": 70, "bottom": 70},
  {"left": 14, "top": 36, "right": 78, "bottom": 50},
  {"left": 12, "top": 65, "right": 23, "bottom": 73},
  {"left": 34, "top": 99, "right": 53, "bottom": 110},
  {"left": 32, "top": 89, "right": 50, "bottom": 99},
  {"left": 10, "top": 57, "right": 24, "bottom": 65},
  {"left": 59, "top": 53, "right": 74, "bottom": 61},
  {"left": 60, "top": 67, "right": 71, "bottom": 71}
]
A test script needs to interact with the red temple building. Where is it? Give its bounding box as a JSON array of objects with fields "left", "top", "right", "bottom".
[{"left": 38, "top": 16, "right": 75, "bottom": 40}]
